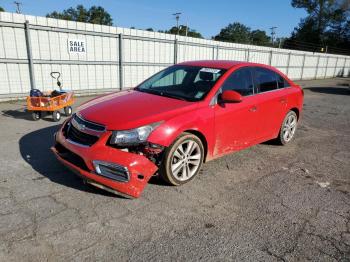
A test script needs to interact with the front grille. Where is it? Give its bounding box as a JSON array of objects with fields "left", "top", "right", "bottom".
[
  {"left": 66, "top": 124, "right": 99, "bottom": 146},
  {"left": 73, "top": 114, "right": 105, "bottom": 132},
  {"left": 63, "top": 114, "right": 105, "bottom": 147},
  {"left": 55, "top": 143, "right": 89, "bottom": 171}
]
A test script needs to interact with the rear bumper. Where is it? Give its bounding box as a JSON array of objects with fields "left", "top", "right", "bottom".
[{"left": 52, "top": 124, "right": 158, "bottom": 198}]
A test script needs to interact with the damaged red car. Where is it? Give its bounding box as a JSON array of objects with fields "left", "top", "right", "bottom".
[{"left": 52, "top": 60, "right": 303, "bottom": 198}]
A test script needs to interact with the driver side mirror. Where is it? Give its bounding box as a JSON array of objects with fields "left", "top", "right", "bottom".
[{"left": 220, "top": 90, "right": 243, "bottom": 103}]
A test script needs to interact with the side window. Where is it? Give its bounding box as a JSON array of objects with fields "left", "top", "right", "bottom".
[
  {"left": 276, "top": 73, "right": 290, "bottom": 88},
  {"left": 254, "top": 67, "right": 278, "bottom": 93},
  {"left": 221, "top": 67, "right": 254, "bottom": 96}
]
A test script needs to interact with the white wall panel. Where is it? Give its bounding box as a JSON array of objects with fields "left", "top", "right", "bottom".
[
  {"left": 288, "top": 68, "right": 302, "bottom": 80},
  {"left": 14, "top": 28, "right": 27, "bottom": 59},
  {"left": 2, "top": 27, "right": 19, "bottom": 58},
  {"left": 0, "top": 12, "right": 349, "bottom": 98},
  {"left": 61, "top": 64, "right": 73, "bottom": 91},
  {"left": 7, "top": 64, "right": 24, "bottom": 93},
  {"left": 302, "top": 68, "right": 315, "bottom": 79},
  {"left": 289, "top": 54, "right": 304, "bottom": 67},
  {"left": 0, "top": 64, "right": 10, "bottom": 94},
  {"left": 271, "top": 52, "right": 289, "bottom": 67},
  {"left": 249, "top": 50, "right": 270, "bottom": 64}
]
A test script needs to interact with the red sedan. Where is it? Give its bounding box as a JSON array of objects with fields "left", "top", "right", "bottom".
[{"left": 52, "top": 61, "right": 303, "bottom": 198}]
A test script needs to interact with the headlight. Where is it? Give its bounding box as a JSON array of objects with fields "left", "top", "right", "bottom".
[{"left": 110, "top": 122, "right": 162, "bottom": 146}]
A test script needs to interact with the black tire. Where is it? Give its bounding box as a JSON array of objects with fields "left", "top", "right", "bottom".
[
  {"left": 31, "top": 111, "right": 41, "bottom": 121},
  {"left": 160, "top": 132, "right": 204, "bottom": 186},
  {"left": 52, "top": 110, "right": 61, "bottom": 122},
  {"left": 277, "top": 111, "right": 298, "bottom": 145},
  {"left": 64, "top": 106, "right": 73, "bottom": 116}
]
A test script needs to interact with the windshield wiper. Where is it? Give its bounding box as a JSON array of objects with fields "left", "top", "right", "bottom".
[
  {"left": 159, "top": 92, "right": 188, "bottom": 101},
  {"left": 135, "top": 88, "right": 188, "bottom": 101}
]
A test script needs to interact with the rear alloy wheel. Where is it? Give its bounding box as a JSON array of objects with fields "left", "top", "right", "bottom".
[
  {"left": 278, "top": 111, "right": 298, "bottom": 145},
  {"left": 52, "top": 110, "right": 61, "bottom": 122},
  {"left": 160, "top": 133, "right": 204, "bottom": 186}
]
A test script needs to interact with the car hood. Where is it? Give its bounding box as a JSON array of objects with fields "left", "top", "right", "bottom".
[{"left": 78, "top": 90, "right": 197, "bottom": 130}]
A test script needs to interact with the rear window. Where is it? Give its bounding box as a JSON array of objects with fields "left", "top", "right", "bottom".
[
  {"left": 276, "top": 73, "right": 290, "bottom": 88},
  {"left": 254, "top": 67, "right": 278, "bottom": 93}
]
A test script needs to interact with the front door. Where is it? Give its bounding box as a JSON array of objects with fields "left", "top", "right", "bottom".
[{"left": 213, "top": 67, "right": 259, "bottom": 156}]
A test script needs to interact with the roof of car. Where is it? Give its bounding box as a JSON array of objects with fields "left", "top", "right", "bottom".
[{"left": 177, "top": 60, "right": 253, "bottom": 70}]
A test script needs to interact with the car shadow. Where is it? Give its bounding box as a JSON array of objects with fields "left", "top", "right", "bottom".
[
  {"left": 148, "top": 174, "right": 170, "bottom": 186},
  {"left": 261, "top": 139, "right": 280, "bottom": 146},
  {"left": 304, "top": 86, "right": 350, "bottom": 95},
  {"left": 19, "top": 125, "right": 123, "bottom": 198}
]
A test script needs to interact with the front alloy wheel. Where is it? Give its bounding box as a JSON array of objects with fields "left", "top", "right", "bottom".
[{"left": 160, "top": 133, "right": 204, "bottom": 186}]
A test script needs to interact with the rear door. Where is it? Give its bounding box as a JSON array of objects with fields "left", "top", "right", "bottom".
[
  {"left": 213, "top": 67, "right": 260, "bottom": 156},
  {"left": 253, "top": 67, "right": 289, "bottom": 139}
]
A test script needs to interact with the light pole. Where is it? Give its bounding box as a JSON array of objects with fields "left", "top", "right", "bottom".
[
  {"left": 270, "top": 26, "right": 277, "bottom": 46},
  {"left": 14, "top": 1, "right": 22, "bottom": 14},
  {"left": 179, "top": 24, "right": 188, "bottom": 37},
  {"left": 172, "top": 12, "right": 182, "bottom": 36}
]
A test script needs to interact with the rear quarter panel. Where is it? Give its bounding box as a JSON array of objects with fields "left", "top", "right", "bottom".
[{"left": 286, "top": 85, "right": 304, "bottom": 119}]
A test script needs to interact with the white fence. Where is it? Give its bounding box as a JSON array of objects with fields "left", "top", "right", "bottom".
[{"left": 0, "top": 11, "right": 349, "bottom": 100}]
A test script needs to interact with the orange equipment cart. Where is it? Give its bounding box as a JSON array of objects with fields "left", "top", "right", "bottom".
[{"left": 27, "top": 72, "right": 75, "bottom": 121}]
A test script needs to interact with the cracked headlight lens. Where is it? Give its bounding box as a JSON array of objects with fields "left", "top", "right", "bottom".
[{"left": 110, "top": 122, "right": 162, "bottom": 146}]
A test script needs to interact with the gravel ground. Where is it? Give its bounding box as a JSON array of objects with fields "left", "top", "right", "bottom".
[{"left": 0, "top": 78, "right": 349, "bottom": 261}]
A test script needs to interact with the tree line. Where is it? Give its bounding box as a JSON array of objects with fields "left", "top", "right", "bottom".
[{"left": 1, "top": 1, "right": 349, "bottom": 55}]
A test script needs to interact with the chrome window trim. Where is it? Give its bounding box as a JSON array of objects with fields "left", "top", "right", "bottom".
[
  {"left": 253, "top": 85, "right": 292, "bottom": 95},
  {"left": 210, "top": 65, "right": 293, "bottom": 106},
  {"left": 210, "top": 85, "right": 292, "bottom": 106}
]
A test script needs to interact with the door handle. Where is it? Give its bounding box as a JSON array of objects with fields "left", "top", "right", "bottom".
[
  {"left": 249, "top": 106, "right": 257, "bottom": 112},
  {"left": 280, "top": 98, "right": 287, "bottom": 104}
]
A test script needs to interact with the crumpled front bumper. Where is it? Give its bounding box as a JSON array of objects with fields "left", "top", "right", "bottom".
[{"left": 51, "top": 123, "right": 158, "bottom": 198}]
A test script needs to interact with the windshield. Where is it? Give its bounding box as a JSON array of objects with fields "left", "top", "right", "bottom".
[{"left": 136, "top": 65, "right": 226, "bottom": 101}]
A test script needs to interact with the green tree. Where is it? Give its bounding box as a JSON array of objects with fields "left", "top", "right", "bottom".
[
  {"left": 166, "top": 25, "right": 203, "bottom": 38},
  {"left": 0, "top": 6, "right": 4, "bottom": 12},
  {"left": 287, "top": 0, "right": 350, "bottom": 53},
  {"left": 47, "top": 5, "right": 113, "bottom": 26},
  {"left": 250, "top": 30, "right": 271, "bottom": 46},
  {"left": 88, "top": 6, "right": 113, "bottom": 25},
  {"left": 214, "top": 22, "right": 251, "bottom": 43},
  {"left": 214, "top": 22, "right": 271, "bottom": 46}
]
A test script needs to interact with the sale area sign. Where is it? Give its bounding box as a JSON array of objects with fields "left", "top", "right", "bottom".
[{"left": 68, "top": 39, "right": 86, "bottom": 54}]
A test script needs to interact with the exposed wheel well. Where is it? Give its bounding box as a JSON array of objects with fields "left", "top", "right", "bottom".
[
  {"left": 290, "top": 108, "right": 299, "bottom": 119},
  {"left": 184, "top": 130, "right": 208, "bottom": 162}
]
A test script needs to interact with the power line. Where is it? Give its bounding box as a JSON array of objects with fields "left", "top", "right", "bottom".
[{"left": 283, "top": 39, "right": 350, "bottom": 55}]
